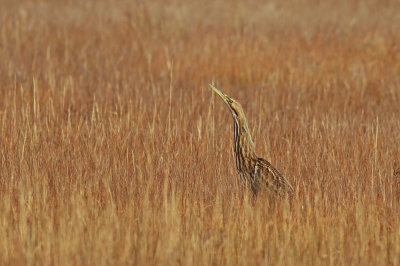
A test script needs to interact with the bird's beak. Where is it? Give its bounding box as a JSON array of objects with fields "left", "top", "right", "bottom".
[{"left": 209, "top": 84, "right": 233, "bottom": 106}]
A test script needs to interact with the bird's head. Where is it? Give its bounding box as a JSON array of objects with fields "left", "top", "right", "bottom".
[
  {"left": 209, "top": 84, "right": 245, "bottom": 121},
  {"left": 209, "top": 84, "right": 254, "bottom": 146}
]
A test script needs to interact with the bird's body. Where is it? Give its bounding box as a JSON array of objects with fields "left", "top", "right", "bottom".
[{"left": 209, "top": 84, "right": 293, "bottom": 198}]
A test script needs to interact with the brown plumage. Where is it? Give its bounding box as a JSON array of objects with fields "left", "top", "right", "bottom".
[
  {"left": 394, "top": 167, "right": 400, "bottom": 199},
  {"left": 209, "top": 84, "right": 294, "bottom": 198},
  {"left": 395, "top": 167, "right": 400, "bottom": 178}
]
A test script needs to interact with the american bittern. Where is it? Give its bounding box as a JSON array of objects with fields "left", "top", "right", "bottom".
[{"left": 210, "top": 84, "right": 294, "bottom": 198}]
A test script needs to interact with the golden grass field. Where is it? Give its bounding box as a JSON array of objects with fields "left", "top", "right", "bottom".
[{"left": 1, "top": 0, "right": 400, "bottom": 265}]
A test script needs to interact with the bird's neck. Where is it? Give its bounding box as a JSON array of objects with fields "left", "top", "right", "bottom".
[
  {"left": 233, "top": 119, "right": 257, "bottom": 174},
  {"left": 234, "top": 118, "right": 255, "bottom": 148}
]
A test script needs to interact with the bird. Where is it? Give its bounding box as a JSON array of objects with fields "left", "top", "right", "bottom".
[{"left": 209, "top": 84, "right": 294, "bottom": 198}]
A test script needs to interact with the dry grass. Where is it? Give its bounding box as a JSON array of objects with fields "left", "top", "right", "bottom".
[{"left": 1, "top": 0, "right": 400, "bottom": 265}]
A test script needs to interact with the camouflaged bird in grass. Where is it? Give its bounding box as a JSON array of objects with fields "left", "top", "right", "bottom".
[{"left": 209, "top": 84, "right": 294, "bottom": 198}]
